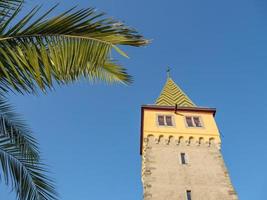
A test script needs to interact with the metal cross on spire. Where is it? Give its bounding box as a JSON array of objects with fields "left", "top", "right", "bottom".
[{"left": 167, "top": 66, "right": 171, "bottom": 78}]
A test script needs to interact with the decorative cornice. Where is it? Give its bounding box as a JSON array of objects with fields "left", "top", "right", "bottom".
[{"left": 143, "top": 134, "right": 220, "bottom": 148}]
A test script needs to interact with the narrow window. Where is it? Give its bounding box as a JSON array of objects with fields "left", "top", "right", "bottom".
[
  {"left": 165, "top": 116, "right": 173, "bottom": 126},
  {"left": 186, "top": 190, "right": 192, "bottom": 200},
  {"left": 181, "top": 153, "right": 186, "bottom": 164},
  {"left": 158, "top": 115, "right": 165, "bottom": 126},
  {"left": 193, "top": 117, "right": 202, "bottom": 127},
  {"left": 186, "top": 117, "right": 193, "bottom": 127}
]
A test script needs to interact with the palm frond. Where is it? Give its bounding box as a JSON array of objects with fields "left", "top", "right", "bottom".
[
  {"left": 0, "top": 96, "right": 39, "bottom": 159},
  {"left": 88, "top": 61, "right": 133, "bottom": 84},
  {"left": 0, "top": 0, "right": 23, "bottom": 23},
  {"left": 0, "top": 6, "right": 149, "bottom": 94},
  {"left": 0, "top": 0, "right": 22, "bottom": 11},
  {"left": 0, "top": 96, "right": 58, "bottom": 200},
  {"left": 0, "top": 135, "right": 58, "bottom": 200}
]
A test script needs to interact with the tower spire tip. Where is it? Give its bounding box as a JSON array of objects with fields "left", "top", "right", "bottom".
[{"left": 166, "top": 66, "right": 171, "bottom": 78}]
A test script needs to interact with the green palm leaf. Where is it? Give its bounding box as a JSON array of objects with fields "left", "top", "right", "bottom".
[
  {"left": 0, "top": 5, "right": 149, "bottom": 94},
  {"left": 0, "top": 0, "right": 23, "bottom": 23},
  {"left": 0, "top": 96, "right": 58, "bottom": 200},
  {"left": 0, "top": 97, "right": 39, "bottom": 159}
]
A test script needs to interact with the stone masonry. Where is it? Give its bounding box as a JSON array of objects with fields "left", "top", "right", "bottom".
[{"left": 142, "top": 136, "right": 238, "bottom": 200}]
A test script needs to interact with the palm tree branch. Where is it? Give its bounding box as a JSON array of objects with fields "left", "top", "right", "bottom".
[
  {"left": 1, "top": 6, "right": 148, "bottom": 46},
  {"left": 0, "top": 6, "right": 148, "bottom": 94},
  {"left": 0, "top": 135, "right": 58, "bottom": 200},
  {"left": 0, "top": 97, "right": 39, "bottom": 160},
  {"left": 0, "top": 34, "right": 131, "bottom": 93},
  {"left": 0, "top": 0, "right": 23, "bottom": 25},
  {"left": 0, "top": 96, "right": 57, "bottom": 200},
  {"left": 0, "top": 33, "right": 129, "bottom": 59}
]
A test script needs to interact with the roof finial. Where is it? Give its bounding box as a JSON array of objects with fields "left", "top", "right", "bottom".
[{"left": 167, "top": 66, "right": 171, "bottom": 78}]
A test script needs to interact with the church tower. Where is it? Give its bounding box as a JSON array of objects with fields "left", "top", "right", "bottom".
[{"left": 140, "top": 76, "right": 238, "bottom": 200}]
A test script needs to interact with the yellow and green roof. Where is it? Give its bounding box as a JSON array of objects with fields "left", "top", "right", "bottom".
[{"left": 155, "top": 78, "right": 196, "bottom": 107}]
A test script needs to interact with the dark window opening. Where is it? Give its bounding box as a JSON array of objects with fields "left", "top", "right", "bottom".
[
  {"left": 186, "top": 117, "right": 193, "bottom": 127},
  {"left": 165, "top": 116, "right": 173, "bottom": 126},
  {"left": 158, "top": 115, "right": 165, "bottom": 126},
  {"left": 186, "top": 190, "right": 192, "bottom": 200},
  {"left": 193, "top": 117, "right": 202, "bottom": 127},
  {"left": 181, "top": 153, "right": 186, "bottom": 164}
]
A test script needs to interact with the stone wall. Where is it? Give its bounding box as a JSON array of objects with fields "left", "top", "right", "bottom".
[{"left": 142, "top": 136, "right": 238, "bottom": 200}]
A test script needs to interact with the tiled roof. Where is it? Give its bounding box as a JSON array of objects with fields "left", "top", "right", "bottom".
[{"left": 155, "top": 78, "right": 196, "bottom": 107}]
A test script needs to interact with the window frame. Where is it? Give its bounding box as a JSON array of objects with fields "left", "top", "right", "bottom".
[
  {"left": 184, "top": 116, "right": 204, "bottom": 128},
  {"left": 156, "top": 114, "right": 175, "bottom": 127}
]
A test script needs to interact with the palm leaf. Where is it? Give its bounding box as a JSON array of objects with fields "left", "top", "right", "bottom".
[
  {"left": 0, "top": 6, "right": 149, "bottom": 94},
  {"left": 0, "top": 96, "right": 39, "bottom": 160},
  {"left": 0, "top": 96, "right": 58, "bottom": 200},
  {"left": 89, "top": 61, "right": 132, "bottom": 83},
  {"left": 0, "top": 0, "right": 23, "bottom": 23}
]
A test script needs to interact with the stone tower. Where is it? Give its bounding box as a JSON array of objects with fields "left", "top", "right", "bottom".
[{"left": 140, "top": 77, "right": 238, "bottom": 200}]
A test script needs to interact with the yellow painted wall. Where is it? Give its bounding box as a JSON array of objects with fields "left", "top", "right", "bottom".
[{"left": 143, "top": 109, "right": 221, "bottom": 144}]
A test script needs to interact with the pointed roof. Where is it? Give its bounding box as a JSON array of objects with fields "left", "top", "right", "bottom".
[{"left": 155, "top": 78, "right": 196, "bottom": 107}]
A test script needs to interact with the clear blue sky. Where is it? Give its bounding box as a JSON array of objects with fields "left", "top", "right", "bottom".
[{"left": 1, "top": 0, "right": 267, "bottom": 199}]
